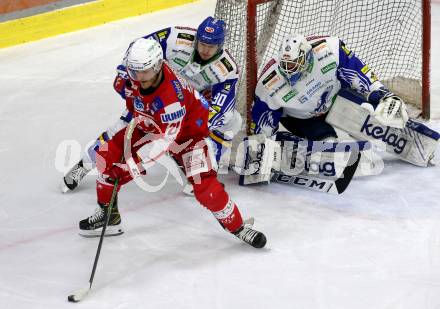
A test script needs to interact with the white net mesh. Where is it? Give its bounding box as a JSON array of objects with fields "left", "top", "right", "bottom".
[{"left": 215, "top": 0, "right": 424, "bottom": 122}]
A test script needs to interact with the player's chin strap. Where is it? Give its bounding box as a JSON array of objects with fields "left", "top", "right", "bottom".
[{"left": 366, "top": 94, "right": 409, "bottom": 129}]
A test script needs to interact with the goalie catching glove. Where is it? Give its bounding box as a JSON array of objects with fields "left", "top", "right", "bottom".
[{"left": 370, "top": 94, "right": 409, "bottom": 129}]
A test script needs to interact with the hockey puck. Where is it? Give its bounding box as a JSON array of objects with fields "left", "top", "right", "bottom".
[{"left": 67, "top": 295, "right": 78, "bottom": 302}]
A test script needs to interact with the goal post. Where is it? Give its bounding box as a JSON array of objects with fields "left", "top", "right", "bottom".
[{"left": 215, "top": 0, "right": 431, "bottom": 134}]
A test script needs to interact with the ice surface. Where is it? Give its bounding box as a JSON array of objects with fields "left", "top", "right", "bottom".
[{"left": 1, "top": 1, "right": 440, "bottom": 308}]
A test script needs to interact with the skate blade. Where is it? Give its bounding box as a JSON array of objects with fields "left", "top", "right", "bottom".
[{"left": 79, "top": 226, "right": 124, "bottom": 238}]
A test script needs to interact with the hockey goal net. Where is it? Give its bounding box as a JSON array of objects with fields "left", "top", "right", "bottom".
[{"left": 214, "top": 0, "right": 431, "bottom": 132}]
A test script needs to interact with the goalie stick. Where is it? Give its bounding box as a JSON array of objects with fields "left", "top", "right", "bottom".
[{"left": 271, "top": 150, "right": 361, "bottom": 194}]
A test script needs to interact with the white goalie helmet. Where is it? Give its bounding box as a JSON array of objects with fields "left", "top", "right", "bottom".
[
  {"left": 278, "top": 34, "right": 313, "bottom": 86},
  {"left": 126, "top": 38, "right": 163, "bottom": 81}
]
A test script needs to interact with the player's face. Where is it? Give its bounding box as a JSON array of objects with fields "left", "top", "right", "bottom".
[
  {"left": 130, "top": 67, "right": 161, "bottom": 89},
  {"left": 197, "top": 42, "right": 219, "bottom": 60},
  {"left": 280, "top": 53, "right": 305, "bottom": 74}
]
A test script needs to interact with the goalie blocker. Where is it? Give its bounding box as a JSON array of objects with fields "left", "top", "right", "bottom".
[{"left": 326, "top": 96, "right": 439, "bottom": 167}]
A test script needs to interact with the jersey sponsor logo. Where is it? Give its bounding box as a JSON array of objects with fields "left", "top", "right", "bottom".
[
  {"left": 366, "top": 70, "right": 378, "bottom": 83},
  {"left": 177, "top": 33, "right": 195, "bottom": 41},
  {"left": 134, "top": 97, "right": 145, "bottom": 111},
  {"left": 171, "top": 80, "right": 185, "bottom": 101},
  {"left": 223, "top": 82, "right": 231, "bottom": 92},
  {"left": 200, "top": 70, "right": 212, "bottom": 84},
  {"left": 208, "top": 66, "right": 222, "bottom": 82},
  {"left": 176, "top": 39, "right": 193, "bottom": 47},
  {"left": 175, "top": 26, "right": 197, "bottom": 31},
  {"left": 306, "top": 78, "right": 315, "bottom": 86},
  {"left": 173, "top": 57, "right": 188, "bottom": 67},
  {"left": 312, "top": 41, "right": 327, "bottom": 52},
  {"left": 199, "top": 93, "right": 210, "bottom": 110},
  {"left": 341, "top": 44, "right": 352, "bottom": 57},
  {"left": 299, "top": 95, "right": 308, "bottom": 104},
  {"left": 321, "top": 62, "right": 337, "bottom": 74},
  {"left": 269, "top": 81, "right": 288, "bottom": 98},
  {"left": 155, "top": 30, "right": 169, "bottom": 41},
  {"left": 160, "top": 103, "right": 186, "bottom": 123},
  {"left": 220, "top": 57, "right": 234, "bottom": 72},
  {"left": 265, "top": 75, "right": 281, "bottom": 88},
  {"left": 361, "top": 64, "right": 378, "bottom": 83},
  {"left": 262, "top": 70, "right": 277, "bottom": 86},
  {"left": 152, "top": 97, "right": 164, "bottom": 112},
  {"left": 361, "top": 64, "right": 370, "bottom": 74},
  {"left": 172, "top": 48, "right": 191, "bottom": 57},
  {"left": 215, "top": 62, "right": 228, "bottom": 76},
  {"left": 259, "top": 58, "right": 277, "bottom": 78},
  {"left": 282, "top": 90, "right": 298, "bottom": 102},
  {"left": 360, "top": 115, "right": 407, "bottom": 154},
  {"left": 211, "top": 105, "right": 221, "bottom": 113},
  {"left": 307, "top": 35, "right": 328, "bottom": 42},
  {"left": 306, "top": 81, "right": 322, "bottom": 96},
  {"left": 317, "top": 51, "right": 334, "bottom": 61}
]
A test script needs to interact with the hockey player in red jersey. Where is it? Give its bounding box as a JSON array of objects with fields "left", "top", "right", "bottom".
[{"left": 78, "top": 38, "right": 266, "bottom": 249}]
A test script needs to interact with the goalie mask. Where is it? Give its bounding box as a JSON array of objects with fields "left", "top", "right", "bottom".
[
  {"left": 278, "top": 34, "right": 313, "bottom": 86},
  {"left": 126, "top": 38, "right": 164, "bottom": 82}
]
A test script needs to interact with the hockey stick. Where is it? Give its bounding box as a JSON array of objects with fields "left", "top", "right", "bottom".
[
  {"left": 67, "top": 120, "right": 136, "bottom": 302},
  {"left": 271, "top": 150, "right": 361, "bottom": 194},
  {"left": 67, "top": 177, "right": 119, "bottom": 302}
]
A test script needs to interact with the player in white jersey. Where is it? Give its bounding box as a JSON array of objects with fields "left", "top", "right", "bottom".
[
  {"left": 243, "top": 34, "right": 438, "bottom": 186},
  {"left": 62, "top": 17, "right": 242, "bottom": 192},
  {"left": 251, "top": 34, "right": 410, "bottom": 139}
]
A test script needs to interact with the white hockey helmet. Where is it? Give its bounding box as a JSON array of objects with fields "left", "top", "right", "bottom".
[
  {"left": 278, "top": 34, "right": 313, "bottom": 85},
  {"left": 126, "top": 38, "right": 163, "bottom": 81}
]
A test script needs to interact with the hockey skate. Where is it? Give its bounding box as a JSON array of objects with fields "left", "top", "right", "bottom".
[
  {"left": 79, "top": 202, "right": 124, "bottom": 237},
  {"left": 61, "top": 160, "right": 91, "bottom": 193},
  {"left": 233, "top": 218, "right": 266, "bottom": 248}
]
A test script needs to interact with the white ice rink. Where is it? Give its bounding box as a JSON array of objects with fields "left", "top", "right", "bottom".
[{"left": 1, "top": 0, "right": 440, "bottom": 308}]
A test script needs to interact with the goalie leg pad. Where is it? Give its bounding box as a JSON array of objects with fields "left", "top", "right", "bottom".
[
  {"left": 326, "top": 96, "right": 439, "bottom": 167},
  {"left": 236, "top": 134, "right": 282, "bottom": 185},
  {"left": 276, "top": 131, "right": 380, "bottom": 178}
]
